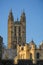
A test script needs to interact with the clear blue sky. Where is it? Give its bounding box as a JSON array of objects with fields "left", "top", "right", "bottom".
[{"left": 0, "top": 0, "right": 43, "bottom": 46}]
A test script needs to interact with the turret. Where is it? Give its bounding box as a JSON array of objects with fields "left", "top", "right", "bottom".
[
  {"left": 29, "top": 40, "right": 36, "bottom": 49},
  {"left": 8, "top": 9, "right": 14, "bottom": 21},
  {"left": 20, "top": 11, "right": 26, "bottom": 23},
  {"left": 20, "top": 11, "right": 26, "bottom": 44},
  {"left": 29, "top": 40, "right": 36, "bottom": 64},
  {"left": 8, "top": 9, "right": 14, "bottom": 49}
]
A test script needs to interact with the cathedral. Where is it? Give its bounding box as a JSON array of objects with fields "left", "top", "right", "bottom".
[{"left": 0, "top": 10, "right": 43, "bottom": 65}]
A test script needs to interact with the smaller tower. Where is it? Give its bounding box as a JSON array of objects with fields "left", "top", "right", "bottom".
[
  {"left": 0, "top": 36, "right": 3, "bottom": 59},
  {"left": 29, "top": 40, "right": 36, "bottom": 64},
  {"left": 20, "top": 11, "right": 26, "bottom": 45},
  {"left": 29, "top": 40, "right": 36, "bottom": 49}
]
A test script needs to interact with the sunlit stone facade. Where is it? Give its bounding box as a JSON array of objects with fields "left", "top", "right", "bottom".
[{"left": 14, "top": 41, "right": 43, "bottom": 64}]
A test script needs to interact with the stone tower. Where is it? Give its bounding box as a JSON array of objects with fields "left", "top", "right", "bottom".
[
  {"left": 8, "top": 10, "right": 26, "bottom": 49},
  {"left": 8, "top": 10, "right": 14, "bottom": 49},
  {"left": 20, "top": 11, "right": 26, "bottom": 45}
]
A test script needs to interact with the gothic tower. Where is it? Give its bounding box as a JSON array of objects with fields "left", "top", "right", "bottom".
[
  {"left": 20, "top": 11, "right": 26, "bottom": 44},
  {"left": 8, "top": 10, "right": 26, "bottom": 49},
  {"left": 8, "top": 10, "right": 14, "bottom": 49}
]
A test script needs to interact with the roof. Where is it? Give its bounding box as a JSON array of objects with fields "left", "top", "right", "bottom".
[{"left": 14, "top": 21, "right": 20, "bottom": 24}]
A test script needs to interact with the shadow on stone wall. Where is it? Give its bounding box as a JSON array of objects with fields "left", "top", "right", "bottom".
[
  {"left": 0, "top": 59, "right": 14, "bottom": 65},
  {"left": 0, "top": 59, "right": 43, "bottom": 65}
]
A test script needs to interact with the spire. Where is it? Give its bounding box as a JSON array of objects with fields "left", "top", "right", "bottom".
[
  {"left": 8, "top": 9, "right": 14, "bottom": 21},
  {"left": 21, "top": 10, "right": 25, "bottom": 17},
  {"left": 20, "top": 11, "right": 26, "bottom": 22},
  {"left": 29, "top": 40, "right": 35, "bottom": 45}
]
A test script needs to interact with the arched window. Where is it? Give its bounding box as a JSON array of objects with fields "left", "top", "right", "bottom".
[
  {"left": 21, "top": 47, "right": 24, "bottom": 50},
  {"left": 37, "top": 53, "right": 40, "bottom": 59},
  {"left": 14, "top": 26, "right": 16, "bottom": 37},
  {"left": 30, "top": 53, "right": 32, "bottom": 60},
  {"left": 19, "top": 26, "right": 21, "bottom": 37}
]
